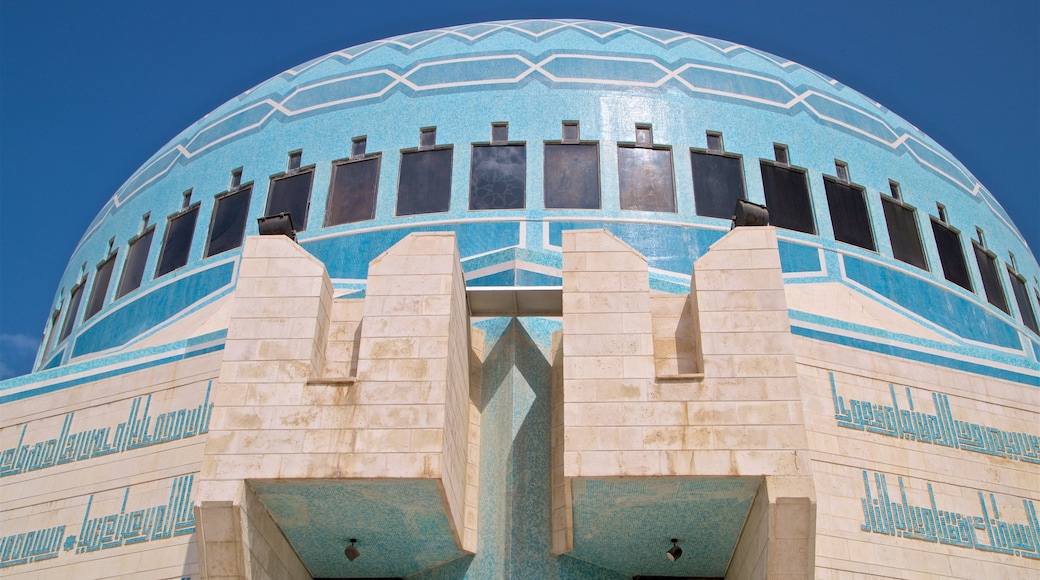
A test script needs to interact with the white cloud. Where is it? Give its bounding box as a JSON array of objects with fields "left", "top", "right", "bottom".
[{"left": 1, "top": 333, "right": 40, "bottom": 353}]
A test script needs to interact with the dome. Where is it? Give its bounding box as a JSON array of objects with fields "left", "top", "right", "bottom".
[
  {"left": 5, "top": 20, "right": 1039, "bottom": 580},
  {"left": 38, "top": 19, "right": 1040, "bottom": 375}
]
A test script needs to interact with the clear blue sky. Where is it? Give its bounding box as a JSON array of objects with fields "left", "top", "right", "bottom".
[{"left": 1, "top": 0, "right": 1037, "bottom": 379}]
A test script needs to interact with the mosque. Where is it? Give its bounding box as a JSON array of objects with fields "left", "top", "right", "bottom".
[{"left": 1, "top": 19, "right": 1037, "bottom": 579}]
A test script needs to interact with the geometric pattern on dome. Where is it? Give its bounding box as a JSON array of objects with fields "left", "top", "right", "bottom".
[{"left": 96, "top": 20, "right": 994, "bottom": 227}]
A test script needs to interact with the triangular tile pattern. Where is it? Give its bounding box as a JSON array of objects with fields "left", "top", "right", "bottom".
[
  {"left": 100, "top": 21, "right": 981, "bottom": 207},
  {"left": 76, "top": 19, "right": 1019, "bottom": 263}
]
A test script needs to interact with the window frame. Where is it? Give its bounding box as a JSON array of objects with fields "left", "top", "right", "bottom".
[
  {"left": 154, "top": 203, "right": 201, "bottom": 278},
  {"left": 324, "top": 152, "right": 382, "bottom": 226},
  {"left": 204, "top": 181, "right": 254, "bottom": 258},
  {"left": 705, "top": 131, "right": 724, "bottom": 153},
  {"left": 395, "top": 143, "right": 455, "bottom": 216},
  {"left": 84, "top": 251, "right": 118, "bottom": 320},
  {"left": 689, "top": 146, "right": 748, "bottom": 220},
  {"left": 116, "top": 225, "right": 156, "bottom": 299},
  {"left": 265, "top": 165, "right": 316, "bottom": 232},
  {"left": 822, "top": 174, "right": 876, "bottom": 252},
  {"left": 879, "top": 192, "right": 929, "bottom": 271},
  {"left": 759, "top": 158, "right": 816, "bottom": 234},
  {"left": 57, "top": 280, "right": 86, "bottom": 343},
  {"left": 543, "top": 139, "right": 602, "bottom": 210},
  {"left": 972, "top": 240, "right": 1010, "bottom": 314},
  {"left": 1007, "top": 266, "right": 1040, "bottom": 334},
  {"left": 616, "top": 135, "right": 676, "bottom": 213},
  {"left": 929, "top": 216, "right": 974, "bottom": 292},
  {"left": 468, "top": 139, "right": 527, "bottom": 211}
]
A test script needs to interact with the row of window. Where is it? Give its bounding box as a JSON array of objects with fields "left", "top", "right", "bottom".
[{"left": 47, "top": 122, "right": 1040, "bottom": 354}]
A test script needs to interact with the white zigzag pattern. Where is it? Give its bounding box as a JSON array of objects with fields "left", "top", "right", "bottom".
[{"left": 77, "top": 20, "right": 1018, "bottom": 254}]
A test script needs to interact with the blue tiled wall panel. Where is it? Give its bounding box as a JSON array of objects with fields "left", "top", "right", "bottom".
[
  {"left": 71, "top": 262, "right": 234, "bottom": 358},
  {"left": 302, "top": 222, "right": 520, "bottom": 280},
  {"left": 549, "top": 221, "right": 726, "bottom": 275},
  {"left": 779, "top": 240, "right": 823, "bottom": 273},
  {"left": 842, "top": 255, "right": 1020, "bottom": 350},
  {"left": 516, "top": 270, "right": 563, "bottom": 287},
  {"left": 468, "top": 269, "right": 516, "bottom": 287}
]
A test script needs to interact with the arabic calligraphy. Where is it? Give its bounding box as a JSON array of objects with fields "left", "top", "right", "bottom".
[
  {"left": 1, "top": 382, "right": 212, "bottom": 478},
  {"left": 0, "top": 474, "right": 195, "bottom": 569},
  {"left": 830, "top": 373, "right": 1040, "bottom": 464},
  {"left": 71, "top": 474, "right": 196, "bottom": 554},
  {"left": 0, "top": 525, "right": 65, "bottom": 568},
  {"left": 860, "top": 470, "right": 1040, "bottom": 559}
]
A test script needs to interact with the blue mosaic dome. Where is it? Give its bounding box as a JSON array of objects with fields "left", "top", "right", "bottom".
[{"left": 39, "top": 19, "right": 1040, "bottom": 377}]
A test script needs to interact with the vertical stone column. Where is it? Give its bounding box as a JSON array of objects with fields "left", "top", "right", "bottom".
[
  {"left": 554, "top": 227, "right": 816, "bottom": 575},
  {"left": 554, "top": 230, "right": 665, "bottom": 552},
  {"left": 684, "top": 227, "right": 812, "bottom": 477},
  {"left": 196, "top": 233, "right": 478, "bottom": 577},
  {"left": 463, "top": 326, "right": 485, "bottom": 553},
  {"left": 353, "top": 232, "right": 472, "bottom": 547},
  {"left": 560, "top": 229, "right": 665, "bottom": 479},
  {"left": 726, "top": 477, "right": 816, "bottom": 580},
  {"left": 549, "top": 331, "right": 570, "bottom": 555},
  {"left": 687, "top": 227, "right": 816, "bottom": 579},
  {"left": 195, "top": 486, "right": 312, "bottom": 580},
  {"left": 196, "top": 235, "right": 330, "bottom": 579}
]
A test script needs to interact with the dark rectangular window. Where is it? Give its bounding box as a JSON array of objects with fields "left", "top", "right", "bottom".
[
  {"left": 44, "top": 308, "right": 61, "bottom": 353},
  {"left": 760, "top": 161, "right": 815, "bottom": 234},
  {"left": 618, "top": 146, "right": 675, "bottom": 212},
  {"left": 397, "top": 147, "right": 453, "bottom": 215},
  {"left": 84, "top": 254, "right": 117, "bottom": 320},
  {"left": 117, "top": 227, "right": 154, "bottom": 298},
  {"left": 470, "top": 144, "right": 526, "bottom": 210},
  {"left": 288, "top": 151, "right": 302, "bottom": 171},
  {"left": 881, "top": 196, "right": 928, "bottom": 270},
  {"left": 835, "top": 160, "right": 850, "bottom": 183},
  {"left": 690, "top": 149, "right": 746, "bottom": 219},
  {"left": 888, "top": 180, "right": 902, "bottom": 201},
  {"left": 635, "top": 125, "right": 652, "bottom": 146},
  {"left": 266, "top": 171, "right": 314, "bottom": 231},
  {"left": 824, "top": 176, "right": 875, "bottom": 251},
  {"left": 562, "top": 121, "right": 580, "bottom": 142},
  {"left": 352, "top": 137, "right": 367, "bottom": 158},
  {"left": 1008, "top": 270, "right": 1039, "bottom": 334},
  {"left": 973, "top": 242, "right": 1009, "bottom": 313},
  {"left": 205, "top": 186, "right": 253, "bottom": 257},
  {"left": 420, "top": 127, "right": 437, "bottom": 149},
  {"left": 544, "top": 143, "right": 600, "bottom": 209},
  {"left": 1035, "top": 289, "right": 1040, "bottom": 330},
  {"left": 156, "top": 205, "right": 199, "bottom": 277},
  {"left": 491, "top": 123, "right": 509, "bottom": 144},
  {"left": 930, "top": 219, "right": 973, "bottom": 291},
  {"left": 326, "top": 156, "right": 381, "bottom": 225},
  {"left": 706, "top": 132, "right": 724, "bottom": 152},
  {"left": 58, "top": 283, "right": 84, "bottom": 342}
]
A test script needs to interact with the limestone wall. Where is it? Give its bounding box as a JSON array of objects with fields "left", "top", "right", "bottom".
[
  {"left": 794, "top": 339, "right": 1040, "bottom": 579},
  {"left": 4, "top": 227, "right": 1035, "bottom": 579},
  {"left": 556, "top": 227, "right": 816, "bottom": 577},
  {"left": 194, "top": 233, "right": 478, "bottom": 577},
  {"left": 558, "top": 228, "right": 813, "bottom": 480},
  {"left": 0, "top": 350, "right": 220, "bottom": 578},
  {"left": 353, "top": 232, "right": 473, "bottom": 544}
]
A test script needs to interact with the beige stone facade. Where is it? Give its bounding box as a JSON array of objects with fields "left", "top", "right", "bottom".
[{"left": 2, "top": 228, "right": 1037, "bottom": 579}]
